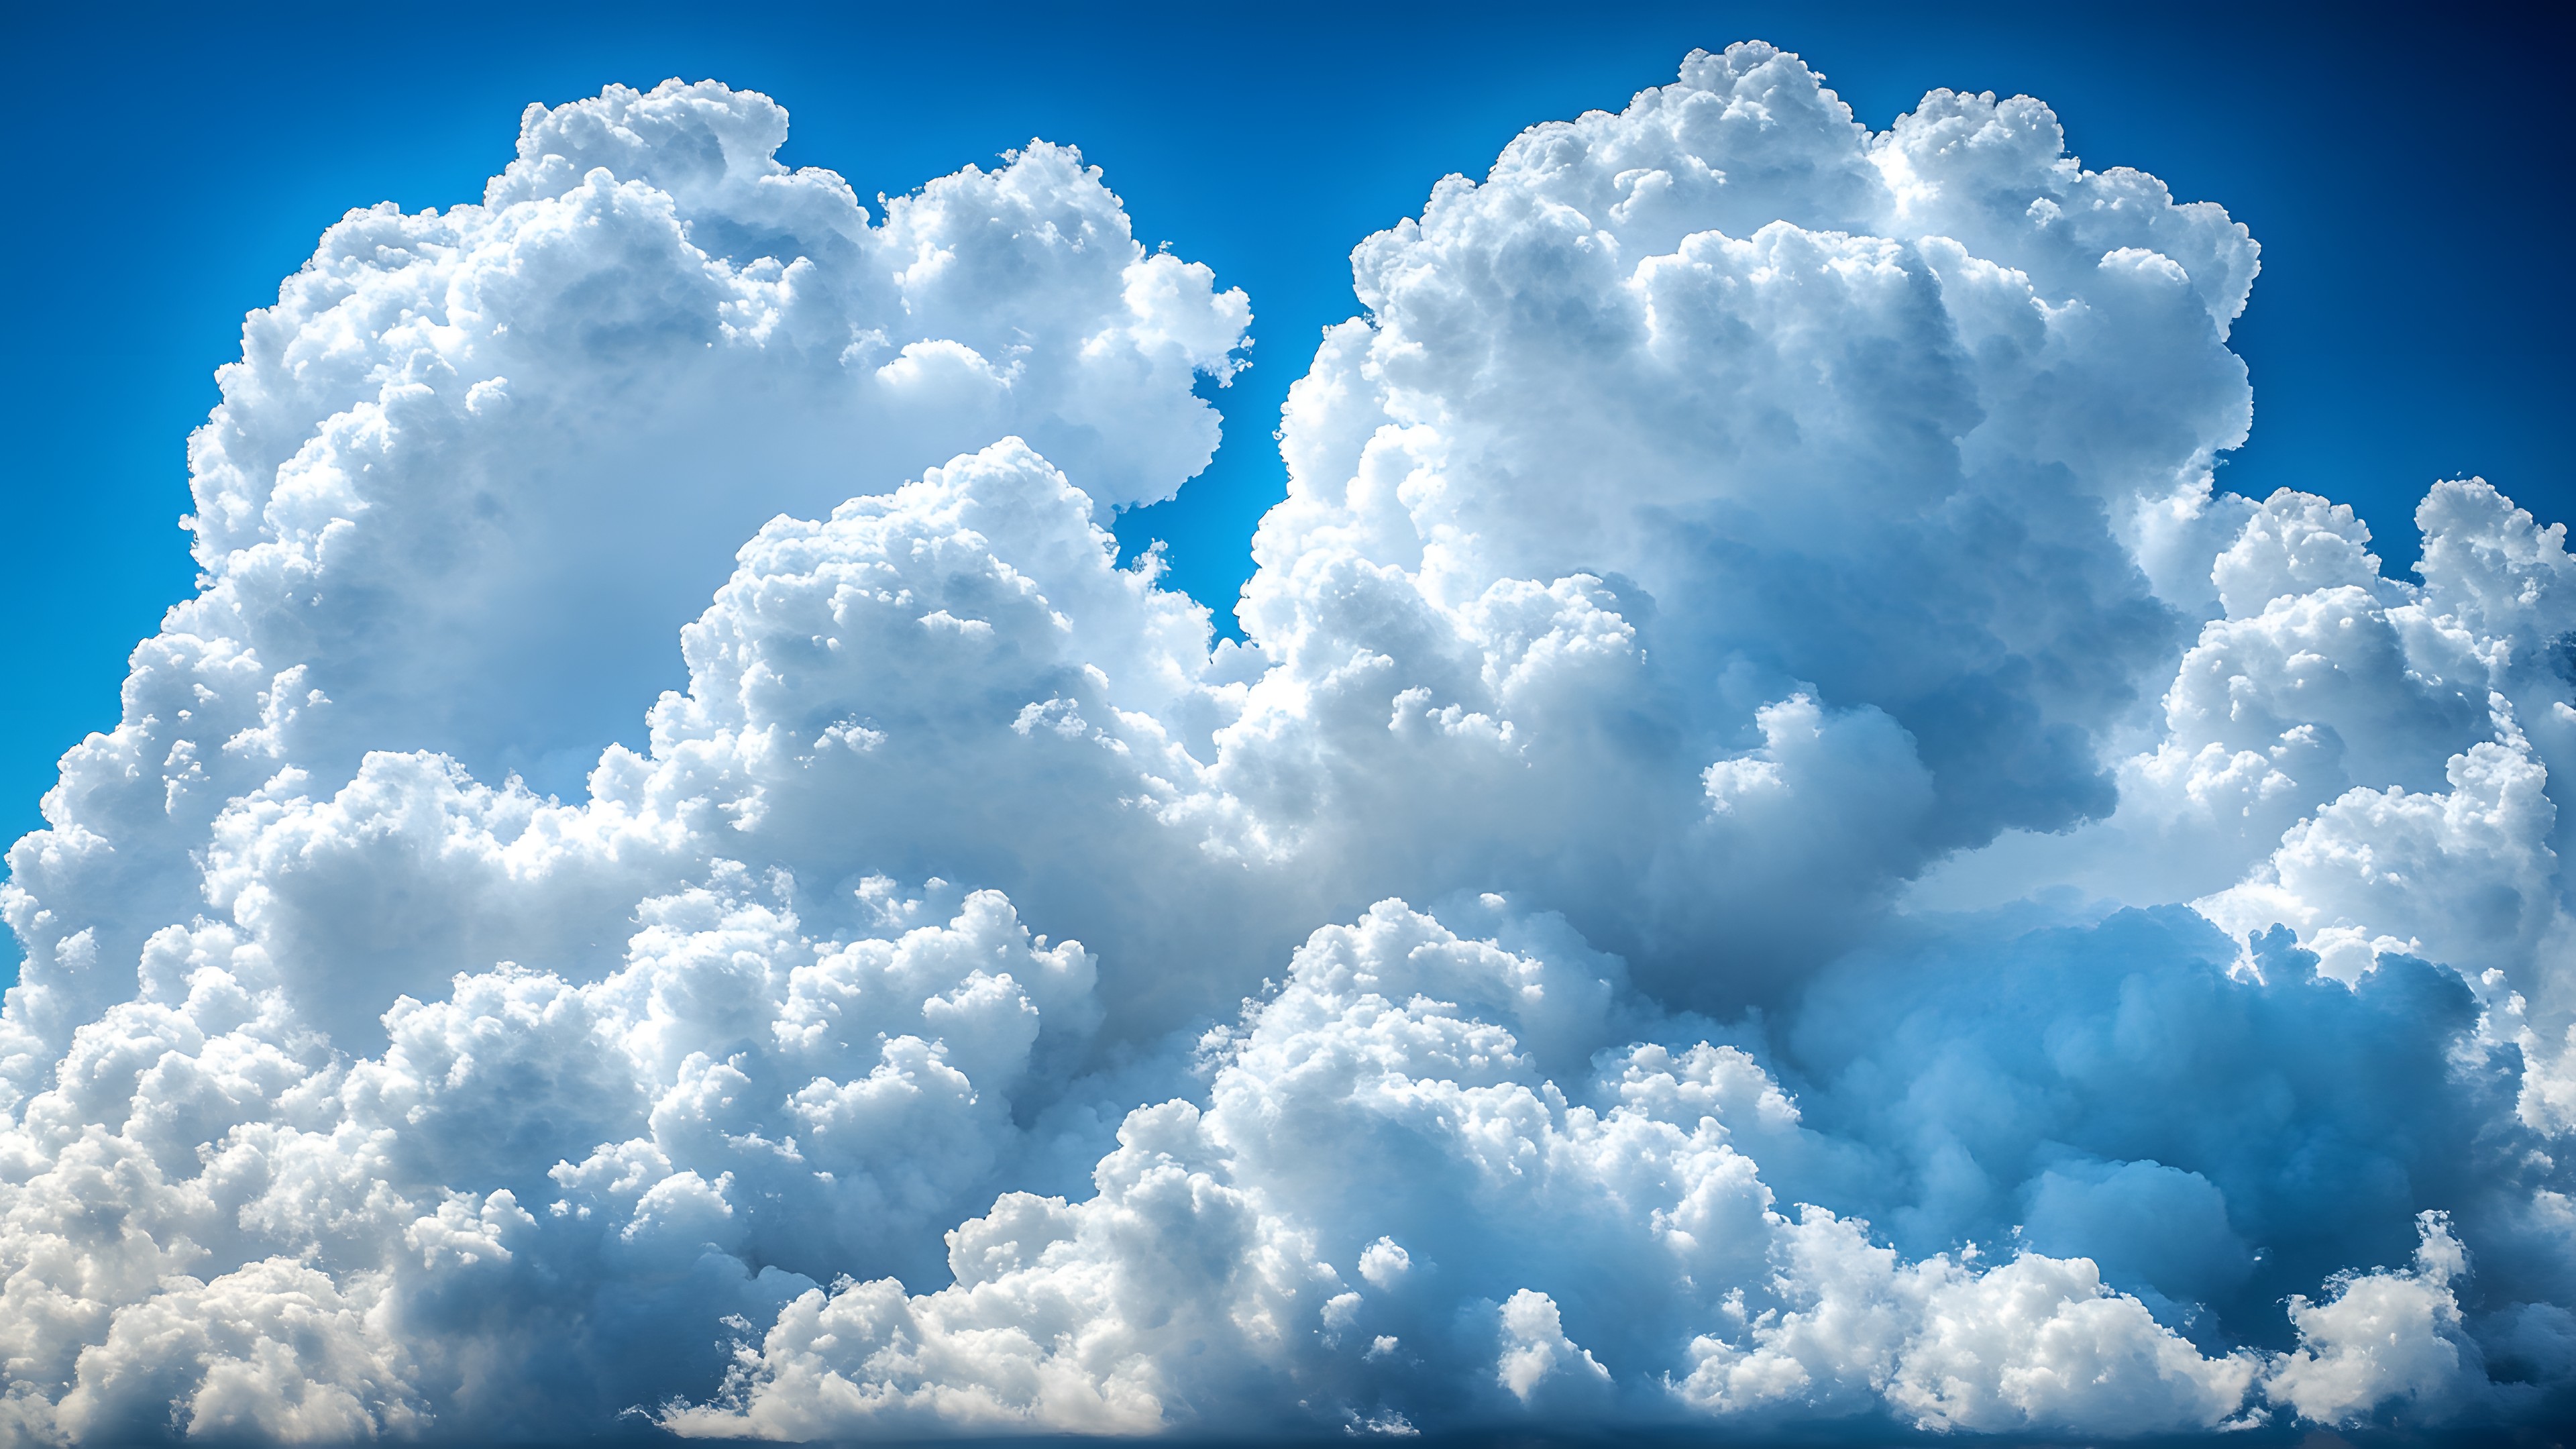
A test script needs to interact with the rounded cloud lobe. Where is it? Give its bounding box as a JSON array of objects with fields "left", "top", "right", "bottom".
[{"left": 5, "top": 48, "right": 2574, "bottom": 1444}]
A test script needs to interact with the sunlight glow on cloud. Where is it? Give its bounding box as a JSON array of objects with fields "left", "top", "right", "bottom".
[{"left": 5, "top": 46, "right": 2574, "bottom": 1443}]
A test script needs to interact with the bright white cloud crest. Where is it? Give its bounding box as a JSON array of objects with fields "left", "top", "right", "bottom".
[{"left": 5, "top": 47, "right": 2573, "bottom": 1444}]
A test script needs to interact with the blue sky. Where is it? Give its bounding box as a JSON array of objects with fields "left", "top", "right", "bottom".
[{"left": 5, "top": 1, "right": 2565, "bottom": 859}]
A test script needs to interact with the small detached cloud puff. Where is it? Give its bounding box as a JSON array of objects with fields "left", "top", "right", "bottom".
[{"left": 5, "top": 42, "right": 2575, "bottom": 1446}]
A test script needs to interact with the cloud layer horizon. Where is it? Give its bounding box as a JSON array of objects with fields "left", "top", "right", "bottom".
[{"left": 6, "top": 43, "right": 2574, "bottom": 1442}]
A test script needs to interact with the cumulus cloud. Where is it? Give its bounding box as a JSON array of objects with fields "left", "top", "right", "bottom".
[
  {"left": 2263, "top": 1213, "right": 2484, "bottom": 1426},
  {"left": 5, "top": 42, "right": 2575, "bottom": 1445},
  {"left": 667, "top": 902, "right": 2251, "bottom": 1439}
]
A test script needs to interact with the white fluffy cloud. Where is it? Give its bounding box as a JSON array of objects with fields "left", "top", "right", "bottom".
[
  {"left": 5, "top": 43, "right": 2575, "bottom": 1444},
  {"left": 669, "top": 902, "right": 2257, "bottom": 1439}
]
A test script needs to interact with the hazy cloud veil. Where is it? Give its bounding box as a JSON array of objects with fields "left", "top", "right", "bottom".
[{"left": 6, "top": 45, "right": 2573, "bottom": 1444}]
